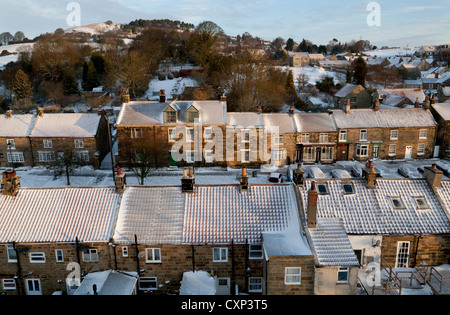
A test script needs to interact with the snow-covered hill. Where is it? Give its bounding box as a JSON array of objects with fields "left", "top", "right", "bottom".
[{"left": 65, "top": 22, "right": 122, "bottom": 35}]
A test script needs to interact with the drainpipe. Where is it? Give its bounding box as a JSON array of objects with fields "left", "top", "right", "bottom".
[
  {"left": 12, "top": 242, "right": 25, "bottom": 296},
  {"left": 231, "top": 240, "right": 235, "bottom": 295},
  {"left": 134, "top": 235, "right": 140, "bottom": 274},
  {"left": 191, "top": 245, "right": 195, "bottom": 273},
  {"left": 413, "top": 235, "right": 422, "bottom": 268}
]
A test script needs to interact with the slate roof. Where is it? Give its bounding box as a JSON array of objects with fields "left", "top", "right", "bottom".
[
  {"left": 261, "top": 113, "right": 296, "bottom": 134},
  {"left": 431, "top": 103, "right": 450, "bottom": 121},
  {"left": 334, "top": 84, "right": 360, "bottom": 98},
  {"left": 0, "top": 187, "right": 120, "bottom": 243},
  {"left": 226, "top": 112, "right": 263, "bottom": 128},
  {"left": 294, "top": 113, "right": 337, "bottom": 133},
  {"left": 0, "top": 114, "right": 36, "bottom": 137},
  {"left": 299, "top": 179, "right": 450, "bottom": 235},
  {"left": 30, "top": 113, "right": 101, "bottom": 138}
]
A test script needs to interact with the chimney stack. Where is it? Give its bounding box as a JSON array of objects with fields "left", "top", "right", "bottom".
[
  {"left": 373, "top": 97, "right": 380, "bottom": 112},
  {"left": 414, "top": 97, "right": 420, "bottom": 108},
  {"left": 6, "top": 110, "right": 13, "bottom": 118},
  {"left": 362, "top": 161, "right": 377, "bottom": 189},
  {"left": 122, "top": 88, "right": 130, "bottom": 103},
  {"left": 293, "top": 164, "right": 305, "bottom": 186},
  {"left": 423, "top": 164, "right": 443, "bottom": 190},
  {"left": 345, "top": 99, "right": 351, "bottom": 114},
  {"left": 240, "top": 168, "right": 249, "bottom": 192},
  {"left": 159, "top": 90, "right": 166, "bottom": 103},
  {"left": 1, "top": 170, "right": 20, "bottom": 197},
  {"left": 424, "top": 96, "right": 430, "bottom": 110},
  {"left": 289, "top": 105, "right": 295, "bottom": 117},
  {"left": 307, "top": 181, "right": 318, "bottom": 228},
  {"left": 220, "top": 93, "right": 227, "bottom": 102},
  {"left": 114, "top": 167, "right": 126, "bottom": 193},
  {"left": 182, "top": 167, "right": 195, "bottom": 193},
  {"left": 36, "top": 107, "right": 44, "bottom": 117}
]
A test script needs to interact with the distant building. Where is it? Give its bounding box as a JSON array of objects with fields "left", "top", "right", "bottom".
[{"left": 334, "top": 84, "right": 371, "bottom": 109}]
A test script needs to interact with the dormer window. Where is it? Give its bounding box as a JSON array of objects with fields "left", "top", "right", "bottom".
[
  {"left": 186, "top": 106, "right": 200, "bottom": 123},
  {"left": 164, "top": 110, "right": 177, "bottom": 123}
]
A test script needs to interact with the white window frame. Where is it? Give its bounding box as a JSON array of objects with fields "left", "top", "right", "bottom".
[
  {"left": 43, "top": 139, "right": 53, "bottom": 149},
  {"left": 273, "top": 134, "right": 284, "bottom": 145},
  {"left": 38, "top": 151, "right": 55, "bottom": 162},
  {"left": 213, "top": 248, "right": 228, "bottom": 262},
  {"left": 73, "top": 151, "right": 89, "bottom": 162},
  {"left": 356, "top": 144, "right": 369, "bottom": 157},
  {"left": 303, "top": 147, "right": 315, "bottom": 162},
  {"left": 337, "top": 267, "right": 349, "bottom": 283},
  {"left": 204, "top": 150, "right": 214, "bottom": 164},
  {"left": 74, "top": 139, "right": 84, "bottom": 148},
  {"left": 29, "top": 252, "right": 46, "bottom": 263},
  {"left": 145, "top": 248, "right": 162, "bottom": 263},
  {"left": 6, "top": 244, "right": 17, "bottom": 263},
  {"left": 389, "top": 144, "right": 397, "bottom": 156},
  {"left": 131, "top": 128, "right": 144, "bottom": 139},
  {"left": 339, "top": 130, "right": 347, "bottom": 142},
  {"left": 414, "top": 196, "right": 430, "bottom": 210},
  {"left": 82, "top": 249, "right": 98, "bottom": 262},
  {"left": 7, "top": 152, "right": 24, "bottom": 163},
  {"left": 390, "top": 196, "right": 406, "bottom": 210},
  {"left": 417, "top": 143, "right": 426, "bottom": 155},
  {"left": 359, "top": 130, "right": 368, "bottom": 141},
  {"left": 321, "top": 147, "right": 333, "bottom": 161},
  {"left": 301, "top": 134, "right": 310, "bottom": 144},
  {"left": 241, "top": 129, "right": 250, "bottom": 143},
  {"left": 319, "top": 133, "right": 328, "bottom": 143},
  {"left": 204, "top": 127, "right": 213, "bottom": 141},
  {"left": 168, "top": 128, "right": 177, "bottom": 142},
  {"left": 26, "top": 279, "right": 42, "bottom": 295},
  {"left": 271, "top": 149, "right": 287, "bottom": 161},
  {"left": 390, "top": 130, "right": 398, "bottom": 140},
  {"left": 55, "top": 249, "right": 64, "bottom": 263},
  {"left": 249, "top": 244, "right": 263, "bottom": 260},
  {"left": 285, "top": 267, "right": 301, "bottom": 285},
  {"left": 419, "top": 129, "right": 427, "bottom": 139},
  {"left": 186, "top": 150, "right": 195, "bottom": 164},
  {"left": 139, "top": 277, "right": 157, "bottom": 291},
  {"left": 248, "top": 277, "right": 263, "bottom": 293},
  {"left": 6, "top": 139, "right": 15, "bottom": 149},
  {"left": 395, "top": 241, "right": 411, "bottom": 268},
  {"left": 122, "top": 246, "right": 129, "bottom": 257},
  {"left": 2, "top": 279, "right": 16, "bottom": 291},
  {"left": 186, "top": 127, "right": 194, "bottom": 142},
  {"left": 241, "top": 149, "right": 250, "bottom": 163}
]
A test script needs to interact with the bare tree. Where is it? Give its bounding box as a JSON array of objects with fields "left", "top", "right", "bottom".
[{"left": 50, "top": 149, "right": 87, "bottom": 186}]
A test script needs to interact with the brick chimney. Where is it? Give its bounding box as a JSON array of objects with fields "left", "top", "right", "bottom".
[
  {"left": 240, "top": 168, "right": 249, "bottom": 192},
  {"left": 345, "top": 99, "right": 351, "bottom": 114},
  {"left": 424, "top": 96, "right": 430, "bottom": 110},
  {"left": 220, "top": 93, "right": 227, "bottom": 102},
  {"left": 362, "top": 161, "right": 377, "bottom": 189},
  {"left": 373, "top": 97, "right": 380, "bottom": 112},
  {"left": 423, "top": 164, "right": 443, "bottom": 190},
  {"left": 1, "top": 170, "right": 20, "bottom": 197},
  {"left": 414, "top": 97, "right": 420, "bottom": 108},
  {"left": 430, "top": 94, "right": 436, "bottom": 105},
  {"left": 289, "top": 105, "right": 295, "bottom": 117},
  {"left": 122, "top": 88, "right": 130, "bottom": 103},
  {"left": 6, "top": 110, "right": 13, "bottom": 118},
  {"left": 114, "top": 167, "right": 126, "bottom": 193},
  {"left": 159, "top": 90, "right": 166, "bottom": 103},
  {"left": 36, "top": 107, "right": 44, "bottom": 117},
  {"left": 307, "top": 181, "right": 318, "bottom": 228},
  {"left": 293, "top": 164, "right": 305, "bottom": 186},
  {"left": 182, "top": 167, "right": 195, "bottom": 193}
]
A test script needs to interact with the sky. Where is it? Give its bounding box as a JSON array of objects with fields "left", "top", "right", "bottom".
[{"left": 0, "top": 0, "right": 449, "bottom": 47}]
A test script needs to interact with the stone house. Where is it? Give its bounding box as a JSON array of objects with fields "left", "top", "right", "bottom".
[
  {"left": 375, "top": 88, "right": 426, "bottom": 107},
  {"left": 430, "top": 103, "right": 450, "bottom": 159},
  {"left": 0, "top": 111, "right": 36, "bottom": 167},
  {"left": 334, "top": 84, "right": 371, "bottom": 109},
  {"left": 331, "top": 106, "right": 438, "bottom": 161},
  {"left": 288, "top": 52, "right": 310, "bottom": 67}
]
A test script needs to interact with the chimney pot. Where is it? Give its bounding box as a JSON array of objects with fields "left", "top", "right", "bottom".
[
  {"left": 220, "top": 93, "right": 227, "bottom": 102},
  {"left": 6, "top": 110, "right": 13, "bottom": 118},
  {"left": 160, "top": 90, "right": 166, "bottom": 103},
  {"left": 345, "top": 99, "right": 351, "bottom": 114},
  {"left": 182, "top": 167, "right": 195, "bottom": 193},
  {"left": 240, "top": 168, "right": 249, "bottom": 192},
  {"left": 307, "top": 181, "right": 318, "bottom": 228}
]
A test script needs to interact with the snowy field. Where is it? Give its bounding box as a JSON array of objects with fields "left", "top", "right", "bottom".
[
  {"left": 276, "top": 66, "right": 345, "bottom": 87},
  {"left": 144, "top": 77, "right": 199, "bottom": 100},
  {"left": 0, "top": 54, "right": 19, "bottom": 70},
  {"left": 365, "top": 47, "right": 418, "bottom": 58}
]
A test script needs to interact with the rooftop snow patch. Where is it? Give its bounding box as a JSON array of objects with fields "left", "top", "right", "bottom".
[{"left": 30, "top": 113, "right": 101, "bottom": 138}]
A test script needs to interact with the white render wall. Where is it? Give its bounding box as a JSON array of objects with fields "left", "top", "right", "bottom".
[{"left": 348, "top": 235, "right": 382, "bottom": 268}]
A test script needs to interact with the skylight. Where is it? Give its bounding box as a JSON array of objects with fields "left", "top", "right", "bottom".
[
  {"left": 390, "top": 197, "right": 406, "bottom": 210},
  {"left": 414, "top": 197, "right": 429, "bottom": 210},
  {"left": 317, "top": 183, "right": 329, "bottom": 195},
  {"left": 342, "top": 183, "right": 355, "bottom": 195}
]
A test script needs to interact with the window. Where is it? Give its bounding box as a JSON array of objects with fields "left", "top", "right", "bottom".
[
  {"left": 168, "top": 128, "right": 177, "bottom": 142},
  {"left": 285, "top": 267, "right": 301, "bottom": 285},
  {"left": 204, "top": 150, "right": 214, "bottom": 163},
  {"left": 249, "top": 278, "right": 263, "bottom": 293},
  {"left": 321, "top": 147, "right": 333, "bottom": 160},
  {"left": 29, "top": 252, "right": 45, "bottom": 263},
  {"left": 2, "top": 279, "right": 16, "bottom": 291},
  {"left": 43, "top": 139, "right": 53, "bottom": 149},
  {"left": 7, "top": 152, "right": 24, "bottom": 163},
  {"left": 418, "top": 143, "right": 426, "bottom": 155},
  {"left": 122, "top": 247, "right": 129, "bottom": 257},
  {"left": 139, "top": 277, "right": 157, "bottom": 291},
  {"left": 359, "top": 130, "right": 368, "bottom": 141},
  {"left": 146, "top": 248, "right": 161, "bottom": 263},
  {"left": 342, "top": 183, "right": 355, "bottom": 195},
  {"left": 26, "top": 279, "right": 41, "bottom": 295},
  {"left": 339, "top": 131, "right": 347, "bottom": 142},
  {"left": 388, "top": 144, "right": 397, "bottom": 156},
  {"left": 319, "top": 133, "right": 328, "bottom": 143},
  {"left": 395, "top": 242, "right": 410, "bottom": 268},
  {"left": 337, "top": 267, "right": 349, "bottom": 283},
  {"left": 74, "top": 139, "right": 84, "bottom": 148},
  {"left": 186, "top": 150, "right": 195, "bottom": 164},
  {"left": 414, "top": 197, "right": 429, "bottom": 210},
  {"left": 419, "top": 129, "right": 427, "bottom": 139},
  {"left": 317, "top": 183, "right": 329, "bottom": 195},
  {"left": 304, "top": 147, "right": 315, "bottom": 162},
  {"left": 390, "top": 196, "right": 406, "bottom": 210},
  {"left": 274, "top": 134, "right": 284, "bottom": 145},
  {"left": 186, "top": 128, "right": 194, "bottom": 142},
  {"left": 390, "top": 130, "right": 398, "bottom": 140},
  {"left": 213, "top": 248, "right": 228, "bottom": 262},
  {"left": 271, "top": 149, "right": 287, "bottom": 161},
  {"left": 164, "top": 111, "right": 177, "bottom": 123},
  {"left": 131, "top": 128, "right": 144, "bottom": 139},
  {"left": 186, "top": 110, "right": 199, "bottom": 123},
  {"left": 38, "top": 151, "right": 55, "bottom": 162},
  {"left": 241, "top": 149, "right": 250, "bottom": 163},
  {"left": 55, "top": 249, "right": 64, "bottom": 262},
  {"left": 204, "top": 127, "right": 213, "bottom": 141},
  {"left": 82, "top": 249, "right": 98, "bottom": 262},
  {"left": 6, "top": 139, "right": 15, "bottom": 149},
  {"left": 249, "top": 244, "right": 263, "bottom": 260},
  {"left": 241, "top": 129, "right": 250, "bottom": 143},
  {"left": 356, "top": 144, "right": 369, "bottom": 157},
  {"left": 350, "top": 97, "right": 356, "bottom": 104},
  {"left": 73, "top": 151, "right": 89, "bottom": 162},
  {"left": 6, "top": 244, "right": 17, "bottom": 263},
  {"left": 301, "top": 134, "right": 310, "bottom": 143}
]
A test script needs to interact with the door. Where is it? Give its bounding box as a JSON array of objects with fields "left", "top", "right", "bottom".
[
  {"left": 434, "top": 145, "right": 440, "bottom": 158},
  {"left": 26, "top": 279, "right": 42, "bottom": 295},
  {"left": 315, "top": 147, "right": 321, "bottom": 163},
  {"left": 395, "top": 242, "right": 410, "bottom": 268},
  {"left": 296, "top": 144, "right": 304, "bottom": 163},
  {"left": 372, "top": 144, "right": 381, "bottom": 159},
  {"left": 337, "top": 144, "right": 349, "bottom": 161},
  {"left": 405, "top": 146, "right": 413, "bottom": 159},
  {"left": 216, "top": 278, "right": 230, "bottom": 295}
]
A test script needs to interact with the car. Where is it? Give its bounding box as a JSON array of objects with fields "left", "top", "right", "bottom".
[
  {"left": 308, "top": 167, "right": 326, "bottom": 179},
  {"left": 268, "top": 173, "right": 282, "bottom": 183},
  {"left": 398, "top": 164, "right": 422, "bottom": 179},
  {"left": 351, "top": 163, "right": 363, "bottom": 178},
  {"left": 331, "top": 169, "right": 352, "bottom": 179}
]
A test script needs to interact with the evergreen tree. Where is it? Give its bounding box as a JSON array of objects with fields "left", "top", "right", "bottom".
[
  {"left": 62, "top": 69, "right": 79, "bottom": 95},
  {"left": 285, "top": 70, "right": 297, "bottom": 101},
  {"left": 82, "top": 60, "right": 101, "bottom": 91},
  {"left": 285, "top": 38, "right": 294, "bottom": 51},
  {"left": 352, "top": 56, "right": 368, "bottom": 87},
  {"left": 12, "top": 69, "right": 33, "bottom": 110}
]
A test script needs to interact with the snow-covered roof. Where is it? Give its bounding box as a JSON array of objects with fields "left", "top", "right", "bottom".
[
  {"left": 308, "top": 54, "right": 325, "bottom": 60},
  {"left": 431, "top": 103, "right": 450, "bottom": 121},
  {"left": 0, "top": 114, "right": 36, "bottom": 137},
  {"left": 262, "top": 230, "right": 312, "bottom": 258},
  {"left": 308, "top": 218, "right": 360, "bottom": 267},
  {"left": 434, "top": 180, "right": 450, "bottom": 219},
  {"left": 227, "top": 112, "right": 262, "bottom": 128},
  {"left": 261, "top": 113, "right": 296, "bottom": 133},
  {"left": 116, "top": 100, "right": 227, "bottom": 126},
  {"left": 442, "top": 86, "right": 450, "bottom": 97},
  {"left": 331, "top": 108, "right": 437, "bottom": 129},
  {"left": 73, "top": 270, "right": 138, "bottom": 295},
  {"left": 293, "top": 113, "right": 337, "bottom": 133},
  {"left": 180, "top": 271, "right": 217, "bottom": 295},
  {"left": 0, "top": 187, "right": 120, "bottom": 243},
  {"left": 289, "top": 52, "right": 309, "bottom": 58},
  {"left": 334, "top": 84, "right": 360, "bottom": 98},
  {"left": 381, "top": 94, "right": 408, "bottom": 107},
  {"left": 299, "top": 179, "right": 450, "bottom": 235},
  {"left": 377, "top": 88, "right": 425, "bottom": 103},
  {"left": 30, "top": 113, "right": 101, "bottom": 138}
]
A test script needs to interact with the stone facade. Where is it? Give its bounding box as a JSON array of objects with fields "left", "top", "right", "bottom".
[
  {"left": 0, "top": 137, "right": 33, "bottom": 167},
  {"left": 334, "top": 85, "right": 372, "bottom": 109},
  {"left": 313, "top": 267, "right": 359, "bottom": 295}
]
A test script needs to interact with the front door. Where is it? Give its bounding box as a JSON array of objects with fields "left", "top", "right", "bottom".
[
  {"left": 405, "top": 146, "right": 413, "bottom": 159},
  {"left": 296, "top": 144, "right": 304, "bottom": 163},
  {"left": 337, "top": 144, "right": 349, "bottom": 161},
  {"left": 216, "top": 278, "right": 231, "bottom": 295},
  {"left": 26, "top": 279, "right": 42, "bottom": 295},
  {"left": 315, "top": 148, "right": 321, "bottom": 163},
  {"left": 372, "top": 144, "right": 381, "bottom": 159}
]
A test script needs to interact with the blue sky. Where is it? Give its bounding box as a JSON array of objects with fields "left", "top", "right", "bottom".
[{"left": 1, "top": 0, "right": 449, "bottom": 47}]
